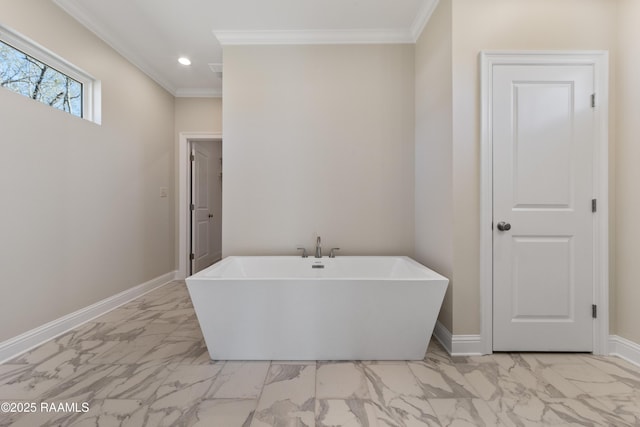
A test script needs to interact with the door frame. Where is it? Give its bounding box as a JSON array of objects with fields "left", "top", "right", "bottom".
[
  {"left": 178, "top": 131, "right": 222, "bottom": 279},
  {"left": 479, "top": 51, "right": 609, "bottom": 355}
]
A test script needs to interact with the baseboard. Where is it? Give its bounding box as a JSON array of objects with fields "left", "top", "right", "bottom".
[
  {"left": 609, "top": 335, "right": 640, "bottom": 368},
  {"left": 433, "top": 321, "right": 484, "bottom": 356},
  {"left": 0, "top": 271, "right": 178, "bottom": 364},
  {"left": 433, "top": 321, "right": 453, "bottom": 354},
  {"left": 452, "top": 334, "right": 484, "bottom": 356}
]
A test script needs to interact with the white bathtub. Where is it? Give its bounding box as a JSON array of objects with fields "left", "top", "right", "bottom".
[{"left": 185, "top": 256, "right": 448, "bottom": 360}]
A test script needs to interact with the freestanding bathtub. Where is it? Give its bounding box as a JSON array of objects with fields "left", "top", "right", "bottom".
[{"left": 185, "top": 256, "right": 448, "bottom": 360}]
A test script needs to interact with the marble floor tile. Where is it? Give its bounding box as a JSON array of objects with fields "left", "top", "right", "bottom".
[
  {"left": 38, "top": 364, "right": 132, "bottom": 402},
  {"left": 359, "top": 360, "right": 413, "bottom": 366},
  {"left": 186, "top": 398, "right": 257, "bottom": 427},
  {"left": 56, "top": 321, "right": 121, "bottom": 346},
  {"left": 491, "top": 353, "right": 587, "bottom": 400},
  {"left": 180, "top": 343, "right": 217, "bottom": 366},
  {"left": 68, "top": 399, "right": 148, "bottom": 427},
  {"left": 133, "top": 292, "right": 193, "bottom": 312},
  {"left": 428, "top": 398, "right": 505, "bottom": 427},
  {"left": 89, "top": 334, "right": 169, "bottom": 365},
  {"left": 1, "top": 404, "right": 87, "bottom": 427},
  {"left": 316, "top": 399, "right": 379, "bottom": 427},
  {"left": 114, "top": 309, "right": 171, "bottom": 324},
  {"left": 97, "top": 321, "right": 158, "bottom": 343},
  {"left": 155, "top": 307, "right": 197, "bottom": 324},
  {"left": 592, "top": 395, "right": 640, "bottom": 426},
  {"left": 93, "top": 361, "right": 176, "bottom": 400},
  {"left": 423, "top": 350, "right": 467, "bottom": 370},
  {"left": 8, "top": 335, "right": 118, "bottom": 367},
  {"left": 487, "top": 394, "right": 572, "bottom": 426},
  {"left": 542, "top": 397, "right": 633, "bottom": 426},
  {"left": 0, "top": 357, "right": 93, "bottom": 400},
  {"left": 362, "top": 363, "right": 440, "bottom": 426},
  {"left": 208, "top": 362, "right": 271, "bottom": 399},
  {"left": 0, "top": 409, "right": 23, "bottom": 427},
  {"left": 250, "top": 364, "right": 315, "bottom": 427},
  {"left": 167, "top": 320, "right": 205, "bottom": 341},
  {"left": 549, "top": 363, "right": 636, "bottom": 397},
  {"left": 316, "top": 362, "right": 370, "bottom": 399},
  {"left": 136, "top": 336, "right": 204, "bottom": 365},
  {"left": 582, "top": 355, "right": 640, "bottom": 389},
  {"left": 408, "top": 361, "right": 478, "bottom": 399},
  {"left": 517, "top": 353, "right": 590, "bottom": 366},
  {"left": 178, "top": 341, "right": 214, "bottom": 366},
  {"left": 144, "top": 364, "right": 224, "bottom": 426},
  {"left": 426, "top": 339, "right": 449, "bottom": 357},
  {"left": 588, "top": 354, "right": 640, "bottom": 374},
  {"left": 453, "top": 361, "right": 524, "bottom": 402}
]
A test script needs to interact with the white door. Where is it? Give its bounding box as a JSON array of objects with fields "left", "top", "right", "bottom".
[
  {"left": 191, "top": 143, "right": 215, "bottom": 274},
  {"left": 492, "top": 64, "right": 595, "bottom": 351}
]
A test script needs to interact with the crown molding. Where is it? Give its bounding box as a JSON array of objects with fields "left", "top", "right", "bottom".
[
  {"left": 214, "top": 29, "right": 414, "bottom": 46},
  {"left": 175, "top": 88, "right": 222, "bottom": 98},
  {"left": 52, "top": 0, "right": 178, "bottom": 96},
  {"left": 410, "top": 0, "right": 440, "bottom": 42}
]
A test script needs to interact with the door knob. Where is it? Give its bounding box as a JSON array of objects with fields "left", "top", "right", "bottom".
[
  {"left": 497, "top": 221, "right": 511, "bottom": 231},
  {"left": 208, "top": 214, "right": 213, "bottom": 218}
]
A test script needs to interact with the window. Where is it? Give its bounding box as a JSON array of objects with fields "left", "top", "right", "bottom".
[
  {"left": 1, "top": 39, "right": 83, "bottom": 117},
  {"left": 0, "top": 24, "right": 100, "bottom": 123}
]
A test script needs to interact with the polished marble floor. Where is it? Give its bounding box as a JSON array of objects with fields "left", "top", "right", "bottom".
[{"left": 1, "top": 281, "right": 639, "bottom": 426}]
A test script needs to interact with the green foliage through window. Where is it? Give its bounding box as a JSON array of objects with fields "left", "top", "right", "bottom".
[{"left": 0, "top": 39, "right": 82, "bottom": 117}]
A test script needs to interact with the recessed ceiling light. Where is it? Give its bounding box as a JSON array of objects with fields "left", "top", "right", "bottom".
[{"left": 178, "top": 57, "right": 191, "bottom": 66}]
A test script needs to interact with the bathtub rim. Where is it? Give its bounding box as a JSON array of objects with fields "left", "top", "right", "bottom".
[{"left": 187, "top": 255, "right": 449, "bottom": 282}]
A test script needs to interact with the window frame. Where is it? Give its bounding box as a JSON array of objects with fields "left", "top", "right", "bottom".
[{"left": 0, "top": 23, "right": 101, "bottom": 124}]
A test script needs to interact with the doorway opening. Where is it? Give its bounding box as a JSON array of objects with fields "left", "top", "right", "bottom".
[
  {"left": 178, "top": 132, "right": 222, "bottom": 279},
  {"left": 190, "top": 140, "right": 222, "bottom": 275}
]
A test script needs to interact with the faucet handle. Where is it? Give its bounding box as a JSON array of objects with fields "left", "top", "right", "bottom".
[
  {"left": 297, "top": 247, "right": 308, "bottom": 258},
  {"left": 329, "top": 248, "right": 340, "bottom": 258}
]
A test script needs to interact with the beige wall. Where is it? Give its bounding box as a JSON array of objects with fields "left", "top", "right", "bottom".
[
  {"left": 174, "top": 97, "right": 222, "bottom": 136},
  {"left": 615, "top": 0, "right": 640, "bottom": 344},
  {"left": 222, "top": 45, "right": 415, "bottom": 256},
  {"left": 449, "top": 0, "right": 618, "bottom": 334},
  {"left": 0, "top": 0, "right": 175, "bottom": 341},
  {"left": 414, "top": 0, "right": 454, "bottom": 331}
]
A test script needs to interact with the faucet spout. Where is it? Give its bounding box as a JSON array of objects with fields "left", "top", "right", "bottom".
[{"left": 315, "top": 236, "right": 322, "bottom": 258}]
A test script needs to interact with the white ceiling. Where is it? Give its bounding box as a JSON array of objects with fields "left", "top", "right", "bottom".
[{"left": 52, "top": 0, "right": 438, "bottom": 97}]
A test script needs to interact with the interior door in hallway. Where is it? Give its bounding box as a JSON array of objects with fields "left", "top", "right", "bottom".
[
  {"left": 492, "top": 63, "right": 595, "bottom": 351},
  {"left": 191, "top": 142, "right": 217, "bottom": 274}
]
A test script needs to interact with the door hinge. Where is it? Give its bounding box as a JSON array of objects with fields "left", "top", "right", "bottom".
[
  {"left": 592, "top": 199, "right": 597, "bottom": 213},
  {"left": 190, "top": 154, "right": 195, "bottom": 161},
  {"left": 591, "top": 93, "right": 596, "bottom": 108},
  {"left": 592, "top": 304, "right": 597, "bottom": 319},
  {"left": 190, "top": 253, "right": 195, "bottom": 261},
  {"left": 190, "top": 204, "right": 195, "bottom": 211}
]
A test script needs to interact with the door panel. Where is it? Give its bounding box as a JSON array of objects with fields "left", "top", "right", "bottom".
[
  {"left": 493, "top": 64, "right": 594, "bottom": 352},
  {"left": 191, "top": 143, "right": 214, "bottom": 274},
  {"left": 513, "top": 83, "right": 573, "bottom": 208},
  {"left": 511, "top": 236, "right": 573, "bottom": 320}
]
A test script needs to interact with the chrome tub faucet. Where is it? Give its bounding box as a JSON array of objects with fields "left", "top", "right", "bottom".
[{"left": 315, "top": 236, "right": 322, "bottom": 258}]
